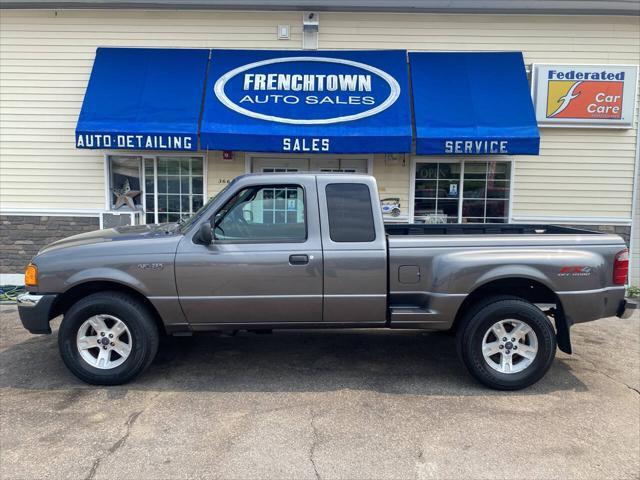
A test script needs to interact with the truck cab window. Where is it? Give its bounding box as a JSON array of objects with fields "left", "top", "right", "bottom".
[
  {"left": 214, "top": 185, "right": 306, "bottom": 242},
  {"left": 326, "top": 183, "right": 376, "bottom": 242}
]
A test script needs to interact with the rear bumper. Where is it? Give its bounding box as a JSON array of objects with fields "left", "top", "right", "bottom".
[
  {"left": 617, "top": 298, "right": 638, "bottom": 320},
  {"left": 558, "top": 286, "right": 626, "bottom": 325},
  {"left": 17, "top": 293, "right": 57, "bottom": 334}
]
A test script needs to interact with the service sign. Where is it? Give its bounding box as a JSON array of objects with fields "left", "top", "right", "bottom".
[
  {"left": 200, "top": 50, "right": 412, "bottom": 153},
  {"left": 532, "top": 64, "right": 639, "bottom": 128}
]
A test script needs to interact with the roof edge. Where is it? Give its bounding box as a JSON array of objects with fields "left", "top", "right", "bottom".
[{"left": 1, "top": 1, "right": 639, "bottom": 16}]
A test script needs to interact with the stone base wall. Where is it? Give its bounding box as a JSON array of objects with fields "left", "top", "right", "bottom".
[
  {"left": 1, "top": 215, "right": 100, "bottom": 274},
  {"left": 0, "top": 215, "right": 631, "bottom": 275}
]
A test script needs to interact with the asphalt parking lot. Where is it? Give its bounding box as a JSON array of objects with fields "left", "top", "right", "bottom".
[{"left": 1, "top": 305, "right": 638, "bottom": 480}]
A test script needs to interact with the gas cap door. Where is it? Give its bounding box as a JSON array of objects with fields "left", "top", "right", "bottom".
[{"left": 398, "top": 265, "right": 421, "bottom": 284}]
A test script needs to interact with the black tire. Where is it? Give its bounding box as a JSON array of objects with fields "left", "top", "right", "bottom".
[
  {"left": 457, "top": 295, "right": 557, "bottom": 390},
  {"left": 58, "top": 291, "right": 159, "bottom": 385}
]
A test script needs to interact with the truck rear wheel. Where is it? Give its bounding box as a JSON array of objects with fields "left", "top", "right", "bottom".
[
  {"left": 457, "top": 296, "right": 556, "bottom": 390},
  {"left": 58, "top": 291, "right": 159, "bottom": 385}
]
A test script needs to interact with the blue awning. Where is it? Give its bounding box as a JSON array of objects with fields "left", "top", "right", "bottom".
[
  {"left": 200, "top": 50, "right": 412, "bottom": 154},
  {"left": 409, "top": 52, "right": 540, "bottom": 155},
  {"left": 76, "top": 48, "right": 210, "bottom": 151}
]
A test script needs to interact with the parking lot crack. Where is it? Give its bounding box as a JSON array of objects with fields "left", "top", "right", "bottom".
[
  {"left": 573, "top": 354, "right": 640, "bottom": 395},
  {"left": 108, "top": 410, "right": 143, "bottom": 454},
  {"left": 84, "top": 393, "right": 162, "bottom": 480},
  {"left": 309, "top": 409, "right": 321, "bottom": 480},
  {"left": 85, "top": 458, "right": 101, "bottom": 480},
  {"left": 84, "top": 410, "right": 142, "bottom": 480}
]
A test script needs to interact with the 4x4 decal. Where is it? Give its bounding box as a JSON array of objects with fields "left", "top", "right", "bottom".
[{"left": 558, "top": 266, "right": 592, "bottom": 277}]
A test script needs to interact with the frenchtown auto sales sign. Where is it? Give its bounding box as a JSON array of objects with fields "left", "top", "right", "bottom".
[
  {"left": 200, "top": 50, "right": 412, "bottom": 154},
  {"left": 531, "top": 64, "right": 638, "bottom": 128}
]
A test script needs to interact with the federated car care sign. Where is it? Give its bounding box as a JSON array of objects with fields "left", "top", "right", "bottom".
[
  {"left": 532, "top": 64, "right": 639, "bottom": 128},
  {"left": 200, "top": 50, "right": 412, "bottom": 153}
]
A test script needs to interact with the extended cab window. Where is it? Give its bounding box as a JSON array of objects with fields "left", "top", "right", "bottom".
[
  {"left": 214, "top": 185, "right": 306, "bottom": 242},
  {"left": 326, "top": 183, "right": 376, "bottom": 242}
]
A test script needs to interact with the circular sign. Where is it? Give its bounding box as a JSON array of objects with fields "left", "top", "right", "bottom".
[{"left": 213, "top": 56, "right": 401, "bottom": 125}]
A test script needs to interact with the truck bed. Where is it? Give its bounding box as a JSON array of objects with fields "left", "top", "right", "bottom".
[{"left": 384, "top": 223, "right": 599, "bottom": 236}]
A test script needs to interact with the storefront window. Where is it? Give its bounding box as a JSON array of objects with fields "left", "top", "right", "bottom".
[
  {"left": 108, "top": 156, "right": 143, "bottom": 210},
  {"left": 107, "top": 155, "right": 204, "bottom": 224},
  {"left": 414, "top": 162, "right": 461, "bottom": 223},
  {"left": 261, "top": 187, "right": 302, "bottom": 224},
  {"left": 462, "top": 161, "right": 511, "bottom": 223},
  {"left": 144, "top": 156, "right": 204, "bottom": 224},
  {"left": 414, "top": 161, "right": 511, "bottom": 223}
]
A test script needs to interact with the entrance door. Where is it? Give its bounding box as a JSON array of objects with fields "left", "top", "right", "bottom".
[
  {"left": 310, "top": 158, "right": 367, "bottom": 173},
  {"left": 251, "top": 157, "right": 368, "bottom": 174}
]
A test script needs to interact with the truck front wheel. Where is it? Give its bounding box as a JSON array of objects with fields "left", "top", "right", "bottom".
[
  {"left": 58, "top": 291, "right": 159, "bottom": 385},
  {"left": 457, "top": 296, "right": 557, "bottom": 390}
]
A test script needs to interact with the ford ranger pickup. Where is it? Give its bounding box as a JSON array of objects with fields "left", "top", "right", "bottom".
[{"left": 17, "top": 174, "right": 634, "bottom": 389}]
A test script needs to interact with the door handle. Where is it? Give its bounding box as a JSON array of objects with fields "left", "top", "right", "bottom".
[{"left": 289, "top": 254, "right": 309, "bottom": 265}]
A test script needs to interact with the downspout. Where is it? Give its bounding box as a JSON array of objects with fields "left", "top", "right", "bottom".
[{"left": 629, "top": 112, "right": 640, "bottom": 287}]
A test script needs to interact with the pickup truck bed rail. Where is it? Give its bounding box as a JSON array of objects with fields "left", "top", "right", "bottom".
[{"left": 384, "top": 224, "right": 598, "bottom": 236}]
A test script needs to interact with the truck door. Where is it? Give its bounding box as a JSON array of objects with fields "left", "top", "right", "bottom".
[
  {"left": 316, "top": 176, "right": 388, "bottom": 324},
  {"left": 175, "top": 176, "right": 323, "bottom": 326}
]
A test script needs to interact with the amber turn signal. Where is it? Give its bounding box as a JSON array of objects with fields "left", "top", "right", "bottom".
[{"left": 24, "top": 264, "right": 38, "bottom": 287}]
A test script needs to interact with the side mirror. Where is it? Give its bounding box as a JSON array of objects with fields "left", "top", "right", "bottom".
[{"left": 196, "top": 223, "right": 213, "bottom": 245}]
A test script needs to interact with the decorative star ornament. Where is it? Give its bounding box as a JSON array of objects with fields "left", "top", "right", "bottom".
[{"left": 112, "top": 179, "right": 141, "bottom": 210}]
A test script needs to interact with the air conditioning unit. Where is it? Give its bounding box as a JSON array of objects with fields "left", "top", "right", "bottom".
[{"left": 99, "top": 211, "right": 143, "bottom": 229}]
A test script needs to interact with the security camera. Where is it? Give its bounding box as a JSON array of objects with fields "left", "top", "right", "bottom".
[{"left": 303, "top": 12, "right": 319, "bottom": 31}]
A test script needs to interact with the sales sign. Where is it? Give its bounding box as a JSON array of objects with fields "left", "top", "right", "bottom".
[{"left": 532, "top": 64, "right": 638, "bottom": 128}]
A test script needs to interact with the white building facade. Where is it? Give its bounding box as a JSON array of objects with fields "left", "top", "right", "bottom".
[{"left": 1, "top": 2, "right": 639, "bottom": 285}]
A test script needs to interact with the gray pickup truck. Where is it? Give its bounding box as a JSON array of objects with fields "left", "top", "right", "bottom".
[{"left": 17, "top": 173, "right": 633, "bottom": 390}]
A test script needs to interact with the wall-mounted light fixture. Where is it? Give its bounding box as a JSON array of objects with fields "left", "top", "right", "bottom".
[{"left": 302, "top": 12, "right": 319, "bottom": 50}]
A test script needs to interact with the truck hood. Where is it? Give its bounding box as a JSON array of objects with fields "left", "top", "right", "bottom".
[{"left": 38, "top": 223, "right": 182, "bottom": 255}]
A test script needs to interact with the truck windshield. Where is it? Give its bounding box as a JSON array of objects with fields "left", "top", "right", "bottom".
[{"left": 178, "top": 180, "right": 236, "bottom": 232}]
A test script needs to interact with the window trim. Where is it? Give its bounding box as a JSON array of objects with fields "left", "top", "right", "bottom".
[
  {"left": 103, "top": 152, "right": 207, "bottom": 224},
  {"left": 211, "top": 183, "right": 309, "bottom": 244},
  {"left": 410, "top": 156, "right": 515, "bottom": 224}
]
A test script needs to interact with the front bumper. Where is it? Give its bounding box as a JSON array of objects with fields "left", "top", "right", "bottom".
[
  {"left": 16, "top": 293, "right": 57, "bottom": 334},
  {"left": 617, "top": 298, "right": 638, "bottom": 320}
]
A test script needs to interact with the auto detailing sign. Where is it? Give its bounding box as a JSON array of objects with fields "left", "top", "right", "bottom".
[
  {"left": 532, "top": 64, "right": 638, "bottom": 128},
  {"left": 75, "top": 133, "right": 196, "bottom": 150},
  {"left": 200, "top": 50, "right": 412, "bottom": 153},
  {"left": 75, "top": 48, "right": 209, "bottom": 151}
]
